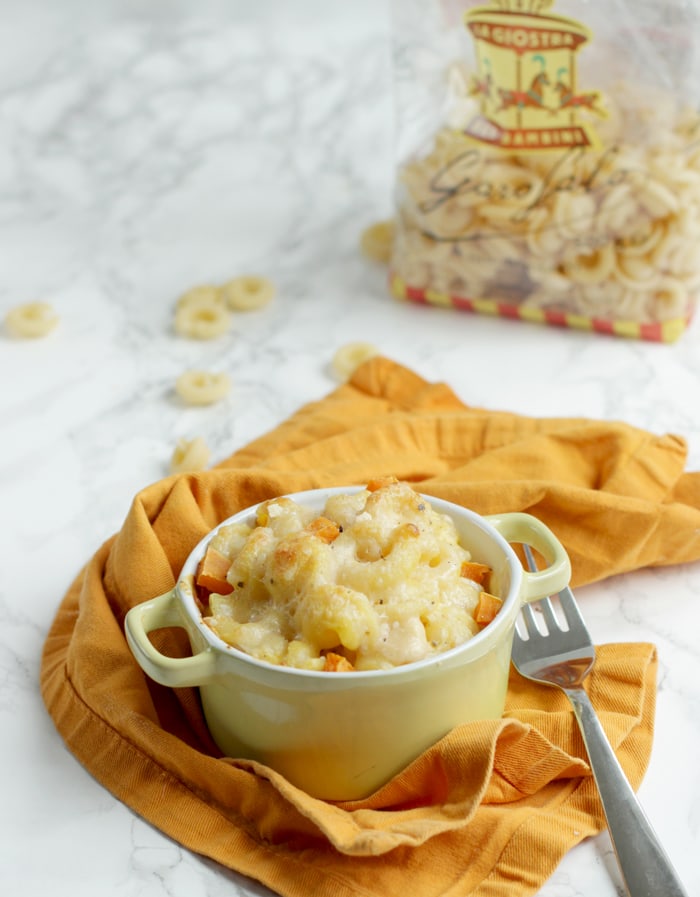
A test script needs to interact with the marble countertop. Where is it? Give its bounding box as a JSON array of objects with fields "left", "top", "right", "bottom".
[{"left": 2, "top": 1, "right": 699, "bottom": 894}]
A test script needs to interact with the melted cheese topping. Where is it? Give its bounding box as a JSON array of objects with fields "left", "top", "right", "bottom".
[{"left": 204, "top": 480, "right": 487, "bottom": 671}]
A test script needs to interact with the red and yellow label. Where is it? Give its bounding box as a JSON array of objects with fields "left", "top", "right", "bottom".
[
  {"left": 389, "top": 273, "right": 691, "bottom": 344},
  {"left": 463, "top": 0, "right": 605, "bottom": 151}
]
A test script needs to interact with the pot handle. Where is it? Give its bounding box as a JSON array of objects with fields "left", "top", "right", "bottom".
[
  {"left": 485, "top": 512, "right": 571, "bottom": 604},
  {"left": 124, "top": 588, "right": 218, "bottom": 688}
]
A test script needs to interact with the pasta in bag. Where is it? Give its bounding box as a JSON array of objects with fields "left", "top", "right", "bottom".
[{"left": 389, "top": 0, "right": 700, "bottom": 341}]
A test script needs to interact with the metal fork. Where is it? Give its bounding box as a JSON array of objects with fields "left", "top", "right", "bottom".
[{"left": 511, "top": 545, "right": 689, "bottom": 897}]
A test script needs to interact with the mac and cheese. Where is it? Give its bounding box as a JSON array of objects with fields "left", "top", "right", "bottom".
[{"left": 198, "top": 478, "right": 499, "bottom": 671}]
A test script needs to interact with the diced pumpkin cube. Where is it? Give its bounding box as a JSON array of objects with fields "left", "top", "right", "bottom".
[
  {"left": 474, "top": 591, "right": 503, "bottom": 626},
  {"left": 460, "top": 561, "right": 492, "bottom": 588},
  {"left": 366, "top": 475, "right": 399, "bottom": 492},
  {"left": 323, "top": 651, "right": 354, "bottom": 672},
  {"left": 195, "top": 546, "right": 234, "bottom": 595},
  {"left": 307, "top": 516, "right": 341, "bottom": 543}
]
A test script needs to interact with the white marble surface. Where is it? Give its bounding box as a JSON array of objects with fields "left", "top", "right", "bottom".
[{"left": 2, "top": 1, "right": 700, "bottom": 895}]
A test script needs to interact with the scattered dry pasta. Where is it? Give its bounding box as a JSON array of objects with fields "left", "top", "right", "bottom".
[
  {"left": 360, "top": 220, "right": 395, "bottom": 264},
  {"left": 175, "top": 370, "right": 231, "bottom": 406},
  {"left": 4, "top": 302, "right": 59, "bottom": 338},
  {"left": 176, "top": 285, "right": 223, "bottom": 311},
  {"left": 170, "top": 436, "right": 211, "bottom": 474},
  {"left": 173, "top": 276, "right": 276, "bottom": 339},
  {"left": 221, "top": 275, "right": 275, "bottom": 311},
  {"left": 199, "top": 479, "right": 497, "bottom": 671},
  {"left": 331, "top": 341, "right": 379, "bottom": 381},
  {"left": 174, "top": 298, "right": 230, "bottom": 340}
]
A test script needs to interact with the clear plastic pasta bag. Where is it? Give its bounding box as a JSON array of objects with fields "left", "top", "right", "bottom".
[{"left": 388, "top": 0, "right": 700, "bottom": 341}]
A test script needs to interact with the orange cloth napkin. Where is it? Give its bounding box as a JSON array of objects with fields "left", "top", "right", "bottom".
[{"left": 41, "top": 357, "right": 700, "bottom": 897}]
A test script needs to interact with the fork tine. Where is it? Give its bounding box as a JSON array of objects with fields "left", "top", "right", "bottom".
[
  {"left": 538, "top": 596, "right": 560, "bottom": 632},
  {"left": 519, "top": 602, "right": 541, "bottom": 638},
  {"left": 557, "top": 586, "right": 587, "bottom": 629},
  {"left": 522, "top": 543, "right": 559, "bottom": 631}
]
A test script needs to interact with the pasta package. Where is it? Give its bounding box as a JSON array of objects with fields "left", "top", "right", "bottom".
[{"left": 389, "top": 0, "right": 700, "bottom": 341}]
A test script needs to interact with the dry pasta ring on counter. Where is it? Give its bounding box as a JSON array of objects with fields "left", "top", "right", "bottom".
[
  {"left": 4, "top": 301, "right": 59, "bottom": 338},
  {"left": 175, "top": 370, "right": 232, "bottom": 406},
  {"left": 176, "top": 285, "right": 224, "bottom": 311},
  {"left": 174, "top": 298, "right": 230, "bottom": 339},
  {"left": 221, "top": 275, "right": 275, "bottom": 311},
  {"left": 331, "top": 341, "right": 379, "bottom": 381},
  {"left": 360, "top": 220, "right": 395, "bottom": 264},
  {"left": 169, "top": 436, "right": 211, "bottom": 474}
]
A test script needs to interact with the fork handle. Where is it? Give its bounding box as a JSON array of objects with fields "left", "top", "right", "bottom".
[{"left": 566, "top": 687, "right": 689, "bottom": 897}]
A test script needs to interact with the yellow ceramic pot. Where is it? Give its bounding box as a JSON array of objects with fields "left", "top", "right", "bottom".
[{"left": 125, "top": 487, "right": 571, "bottom": 800}]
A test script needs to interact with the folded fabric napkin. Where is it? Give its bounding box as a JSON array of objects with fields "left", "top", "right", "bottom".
[{"left": 41, "top": 357, "right": 700, "bottom": 897}]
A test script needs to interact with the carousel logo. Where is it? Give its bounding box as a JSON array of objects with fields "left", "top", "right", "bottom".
[{"left": 463, "top": 0, "right": 605, "bottom": 150}]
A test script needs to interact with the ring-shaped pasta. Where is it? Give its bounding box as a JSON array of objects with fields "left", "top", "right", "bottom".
[
  {"left": 616, "top": 219, "right": 666, "bottom": 258},
  {"left": 4, "top": 301, "right": 59, "bottom": 338},
  {"left": 531, "top": 267, "right": 573, "bottom": 295},
  {"left": 552, "top": 190, "right": 597, "bottom": 239},
  {"left": 651, "top": 224, "right": 700, "bottom": 274},
  {"left": 360, "top": 220, "right": 395, "bottom": 263},
  {"left": 176, "top": 285, "right": 223, "bottom": 311},
  {"left": 652, "top": 277, "right": 688, "bottom": 321},
  {"left": 487, "top": 162, "right": 542, "bottom": 208},
  {"left": 576, "top": 281, "right": 627, "bottom": 318},
  {"left": 596, "top": 183, "right": 639, "bottom": 236},
  {"left": 426, "top": 201, "right": 476, "bottom": 239},
  {"left": 391, "top": 97, "right": 700, "bottom": 329},
  {"left": 562, "top": 243, "right": 615, "bottom": 285},
  {"left": 221, "top": 275, "right": 275, "bottom": 311},
  {"left": 170, "top": 436, "right": 211, "bottom": 474},
  {"left": 604, "top": 290, "right": 641, "bottom": 319},
  {"left": 175, "top": 370, "right": 232, "bottom": 406},
  {"left": 476, "top": 201, "right": 529, "bottom": 231},
  {"left": 638, "top": 179, "right": 680, "bottom": 218},
  {"left": 613, "top": 252, "right": 660, "bottom": 290},
  {"left": 675, "top": 207, "right": 700, "bottom": 239},
  {"left": 525, "top": 207, "right": 566, "bottom": 258},
  {"left": 655, "top": 166, "right": 700, "bottom": 195},
  {"left": 331, "top": 342, "right": 379, "bottom": 381},
  {"left": 658, "top": 235, "right": 700, "bottom": 284},
  {"left": 174, "top": 298, "right": 230, "bottom": 339}
]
